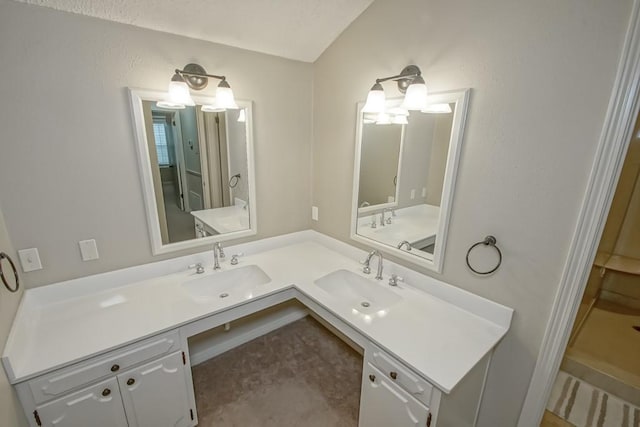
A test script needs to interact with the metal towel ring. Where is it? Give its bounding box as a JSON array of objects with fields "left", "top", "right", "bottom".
[
  {"left": 229, "top": 174, "right": 241, "bottom": 188},
  {"left": 466, "top": 236, "right": 502, "bottom": 275},
  {"left": 0, "top": 252, "right": 20, "bottom": 293}
]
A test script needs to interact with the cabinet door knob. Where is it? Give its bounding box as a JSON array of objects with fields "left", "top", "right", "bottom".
[
  {"left": 127, "top": 378, "right": 135, "bottom": 386},
  {"left": 389, "top": 371, "right": 398, "bottom": 380},
  {"left": 368, "top": 374, "right": 376, "bottom": 382},
  {"left": 110, "top": 364, "right": 120, "bottom": 372},
  {"left": 102, "top": 388, "right": 111, "bottom": 397}
]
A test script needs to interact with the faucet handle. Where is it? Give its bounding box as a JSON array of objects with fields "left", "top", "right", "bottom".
[
  {"left": 360, "top": 259, "right": 371, "bottom": 274},
  {"left": 388, "top": 274, "right": 404, "bottom": 286},
  {"left": 188, "top": 263, "right": 205, "bottom": 274},
  {"left": 230, "top": 253, "right": 244, "bottom": 265}
]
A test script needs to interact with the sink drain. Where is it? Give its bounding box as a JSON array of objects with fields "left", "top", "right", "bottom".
[
  {"left": 219, "top": 293, "right": 229, "bottom": 298},
  {"left": 361, "top": 301, "right": 370, "bottom": 308}
]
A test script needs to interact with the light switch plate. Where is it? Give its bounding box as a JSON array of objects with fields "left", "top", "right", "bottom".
[
  {"left": 79, "top": 239, "right": 99, "bottom": 261},
  {"left": 422, "top": 187, "right": 427, "bottom": 197},
  {"left": 311, "top": 206, "right": 319, "bottom": 221},
  {"left": 410, "top": 189, "right": 416, "bottom": 199},
  {"left": 18, "top": 248, "right": 42, "bottom": 272}
]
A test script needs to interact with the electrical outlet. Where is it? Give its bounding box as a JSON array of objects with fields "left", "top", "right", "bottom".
[
  {"left": 422, "top": 187, "right": 427, "bottom": 197},
  {"left": 18, "top": 248, "right": 42, "bottom": 272},
  {"left": 312, "top": 206, "right": 319, "bottom": 221},
  {"left": 410, "top": 189, "right": 416, "bottom": 200}
]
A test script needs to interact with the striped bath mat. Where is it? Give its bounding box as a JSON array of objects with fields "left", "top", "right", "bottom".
[{"left": 547, "top": 371, "right": 640, "bottom": 426}]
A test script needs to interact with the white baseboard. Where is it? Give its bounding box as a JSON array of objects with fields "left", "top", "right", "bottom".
[{"left": 189, "top": 303, "right": 309, "bottom": 366}]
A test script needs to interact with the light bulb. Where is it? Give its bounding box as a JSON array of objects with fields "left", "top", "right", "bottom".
[
  {"left": 201, "top": 104, "right": 225, "bottom": 113},
  {"left": 401, "top": 75, "right": 428, "bottom": 111},
  {"left": 375, "top": 112, "right": 392, "bottom": 125},
  {"left": 362, "top": 82, "right": 386, "bottom": 113},
  {"left": 237, "top": 109, "right": 246, "bottom": 122},
  {"left": 167, "top": 73, "right": 195, "bottom": 107},
  {"left": 215, "top": 80, "right": 238, "bottom": 110},
  {"left": 391, "top": 115, "right": 408, "bottom": 125},
  {"left": 156, "top": 101, "right": 185, "bottom": 110}
]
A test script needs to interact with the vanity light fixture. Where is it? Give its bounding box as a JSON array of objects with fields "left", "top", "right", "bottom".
[
  {"left": 362, "top": 65, "right": 428, "bottom": 113},
  {"left": 237, "top": 109, "right": 246, "bottom": 122},
  {"left": 159, "top": 63, "right": 238, "bottom": 110}
]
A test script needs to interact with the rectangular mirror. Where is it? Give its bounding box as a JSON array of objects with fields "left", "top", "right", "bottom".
[
  {"left": 129, "top": 89, "right": 257, "bottom": 255},
  {"left": 351, "top": 89, "right": 470, "bottom": 272}
]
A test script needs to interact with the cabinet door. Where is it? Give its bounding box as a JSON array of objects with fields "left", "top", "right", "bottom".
[
  {"left": 35, "top": 377, "right": 128, "bottom": 427},
  {"left": 359, "top": 363, "right": 430, "bottom": 427},
  {"left": 118, "top": 351, "right": 193, "bottom": 427}
]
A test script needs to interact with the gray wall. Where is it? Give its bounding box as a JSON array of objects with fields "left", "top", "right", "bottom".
[
  {"left": 0, "top": 1, "right": 313, "bottom": 287},
  {"left": 0, "top": 205, "right": 28, "bottom": 427},
  {"left": 311, "top": 0, "right": 631, "bottom": 425}
]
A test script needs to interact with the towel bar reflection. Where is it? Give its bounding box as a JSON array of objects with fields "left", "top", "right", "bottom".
[
  {"left": 0, "top": 252, "right": 20, "bottom": 292},
  {"left": 229, "top": 174, "right": 241, "bottom": 188}
]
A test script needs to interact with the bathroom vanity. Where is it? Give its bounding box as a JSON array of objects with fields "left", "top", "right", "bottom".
[{"left": 2, "top": 231, "right": 512, "bottom": 427}]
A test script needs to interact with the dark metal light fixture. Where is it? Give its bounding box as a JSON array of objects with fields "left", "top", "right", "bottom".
[
  {"left": 158, "top": 63, "right": 238, "bottom": 110},
  {"left": 362, "top": 65, "right": 428, "bottom": 113}
]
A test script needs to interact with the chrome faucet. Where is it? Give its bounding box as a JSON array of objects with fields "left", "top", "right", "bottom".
[
  {"left": 213, "top": 242, "right": 225, "bottom": 270},
  {"left": 362, "top": 250, "right": 384, "bottom": 280},
  {"left": 379, "top": 211, "right": 386, "bottom": 227},
  {"left": 397, "top": 241, "right": 412, "bottom": 251}
]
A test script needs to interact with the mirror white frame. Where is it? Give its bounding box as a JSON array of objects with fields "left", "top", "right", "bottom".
[
  {"left": 350, "top": 88, "right": 470, "bottom": 272},
  {"left": 129, "top": 88, "right": 257, "bottom": 255}
]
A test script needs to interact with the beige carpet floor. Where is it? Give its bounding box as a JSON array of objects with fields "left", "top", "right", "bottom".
[{"left": 191, "top": 316, "right": 363, "bottom": 427}]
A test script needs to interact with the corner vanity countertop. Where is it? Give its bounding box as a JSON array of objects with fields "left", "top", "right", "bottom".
[
  {"left": 357, "top": 204, "right": 440, "bottom": 248},
  {"left": 191, "top": 204, "right": 249, "bottom": 234},
  {"left": 2, "top": 231, "right": 512, "bottom": 394}
]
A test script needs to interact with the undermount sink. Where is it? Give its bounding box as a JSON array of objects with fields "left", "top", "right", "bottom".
[
  {"left": 314, "top": 269, "right": 402, "bottom": 315},
  {"left": 182, "top": 265, "right": 271, "bottom": 299}
]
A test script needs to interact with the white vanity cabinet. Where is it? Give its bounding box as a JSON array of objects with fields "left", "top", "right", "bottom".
[
  {"left": 360, "top": 362, "right": 431, "bottom": 427},
  {"left": 35, "top": 377, "right": 129, "bottom": 427},
  {"left": 117, "top": 351, "right": 193, "bottom": 427},
  {"left": 359, "top": 345, "right": 434, "bottom": 427},
  {"left": 15, "top": 331, "right": 197, "bottom": 427},
  {"left": 358, "top": 344, "right": 491, "bottom": 427}
]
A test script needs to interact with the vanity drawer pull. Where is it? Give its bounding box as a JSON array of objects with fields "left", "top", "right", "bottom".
[
  {"left": 126, "top": 378, "right": 135, "bottom": 386},
  {"left": 110, "top": 364, "right": 120, "bottom": 372},
  {"left": 101, "top": 388, "right": 111, "bottom": 397},
  {"left": 389, "top": 371, "right": 398, "bottom": 380},
  {"left": 369, "top": 374, "right": 376, "bottom": 382}
]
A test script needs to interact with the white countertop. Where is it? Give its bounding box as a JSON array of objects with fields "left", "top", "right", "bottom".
[
  {"left": 191, "top": 204, "right": 249, "bottom": 234},
  {"left": 1, "top": 231, "right": 512, "bottom": 394},
  {"left": 357, "top": 204, "right": 440, "bottom": 249}
]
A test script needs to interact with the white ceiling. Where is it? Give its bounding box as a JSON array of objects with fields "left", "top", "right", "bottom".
[{"left": 16, "top": 0, "right": 374, "bottom": 62}]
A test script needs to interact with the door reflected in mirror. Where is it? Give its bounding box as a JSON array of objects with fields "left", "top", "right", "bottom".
[
  {"left": 351, "top": 90, "right": 470, "bottom": 272},
  {"left": 358, "top": 122, "right": 402, "bottom": 209},
  {"left": 130, "top": 89, "right": 256, "bottom": 255}
]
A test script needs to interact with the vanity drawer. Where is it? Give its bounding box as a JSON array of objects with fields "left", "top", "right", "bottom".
[
  {"left": 368, "top": 345, "right": 433, "bottom": 406},
  {"left": 28, "top": 330, "right": 181, "bottom": 405}
]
